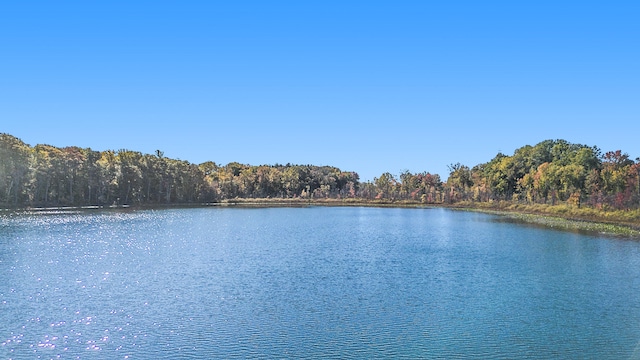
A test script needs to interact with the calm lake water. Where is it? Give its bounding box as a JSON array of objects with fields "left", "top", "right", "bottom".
[{"left": 2, "top": 207, "right": 640, "bottom": 359}]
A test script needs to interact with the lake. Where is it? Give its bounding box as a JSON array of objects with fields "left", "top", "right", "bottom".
[{"left": 1, "top": 206, "right": 640, "bottom": 359}]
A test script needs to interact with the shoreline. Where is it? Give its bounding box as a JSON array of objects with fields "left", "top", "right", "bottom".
[
  {"left": 2, "top": 199, "right": 639, "bottom": 239},
  {"left": 449, "top": 207, "right": 640, "bottom": 239}
]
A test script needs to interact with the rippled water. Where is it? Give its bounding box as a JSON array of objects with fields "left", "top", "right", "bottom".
[{"left": 2, "top": 207, "right": 640, "bottom": 359}]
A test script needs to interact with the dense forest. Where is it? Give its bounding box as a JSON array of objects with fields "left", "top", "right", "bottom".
[{"left": 1, "top": 133, "right": 639, "bottom": 210}]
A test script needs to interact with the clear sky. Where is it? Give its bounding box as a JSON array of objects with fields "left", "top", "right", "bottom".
[{"left": 1, "top": 1, "right": 639, "bottom": 181}]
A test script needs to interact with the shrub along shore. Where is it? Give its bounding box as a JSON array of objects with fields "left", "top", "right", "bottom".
[{"left": 448, "top": 201, "right": 640, "bottom": 238}]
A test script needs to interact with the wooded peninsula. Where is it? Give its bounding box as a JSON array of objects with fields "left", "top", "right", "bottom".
[{"left": 1, "top": 133, "right": 639, "bottom": 229}]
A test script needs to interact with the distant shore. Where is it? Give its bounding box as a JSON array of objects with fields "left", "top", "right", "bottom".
[{"left": 3, "top": 198, "right": 639, "bottom": 239}]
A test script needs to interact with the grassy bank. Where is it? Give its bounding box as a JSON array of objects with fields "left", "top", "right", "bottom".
[
  {"left": 450, "top": 201, "right": 640, "bottom": 238},
  {"left": 215, "top": 197, "right": 433, "bottom": 208}
]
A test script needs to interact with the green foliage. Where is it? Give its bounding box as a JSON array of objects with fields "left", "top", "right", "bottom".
[
  {"left": 0, "top": 134, "right": 370, "bottom": 206},
  {"left": 1, "top": 133, "right": 638, "bottom": 214},
  {"left": 450, "top": 139, "right": 639, "bottom": 210},
  {"left": 0, "top": 134, "right": 31, "bottom": 204}
]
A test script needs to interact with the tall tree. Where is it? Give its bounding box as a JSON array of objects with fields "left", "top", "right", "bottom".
[{"left": 0, "top": 134, "right": 31, "bottom": 205}]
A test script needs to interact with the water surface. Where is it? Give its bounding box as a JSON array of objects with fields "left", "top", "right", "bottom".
[{"left": 2, "top": 207, "right": 640, "bottom": 359}]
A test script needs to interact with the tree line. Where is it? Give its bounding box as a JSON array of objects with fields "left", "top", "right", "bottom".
[
  {"left": 445, "top": 139, "right": 640, "bottom": 210},
  {"left": 0, "top": 133, "right": 366, "bottom": 206},
  {"left": 0, "top": 133, "right": 638, "bottom": 210}
]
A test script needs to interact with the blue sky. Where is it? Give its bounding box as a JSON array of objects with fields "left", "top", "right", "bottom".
[{"left": 1, "top": 1, "right": 639, "bottom": 181}]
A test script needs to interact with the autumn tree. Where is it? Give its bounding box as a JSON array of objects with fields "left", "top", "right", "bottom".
[{"left": 0, "top": 134, "right": 31, "bottom": 205}]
